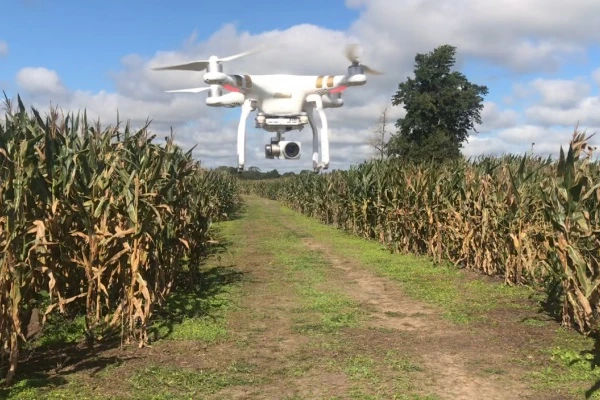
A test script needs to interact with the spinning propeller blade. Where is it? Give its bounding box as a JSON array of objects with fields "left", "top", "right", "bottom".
[
  {"left": 344, "top": 43, "right": 383, "bottom": 75},
  {"left": 220, "top": 45, "right": 266, "bottom": 62},
  {"left": 153, "top": 61, "right": 210, "bottom": 72},
  {"left": 151, "top": 45, "right": 266, "bottom": 72},
  {"left": 344, "top": 43, "right": 361, "bottom": 64},
  {"left": 164, "top": 87, "right": 211, "bottom": 93}
]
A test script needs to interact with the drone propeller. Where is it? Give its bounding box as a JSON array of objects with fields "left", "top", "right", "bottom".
[
  {"left": 152, "top": 46, "right": 265, "bottom": 72},
  {"left": 344, "top": 44, "right": 383, "bottom": 75},
  {"left": 164, "top": 87, "right": 211, "bottom": 93}
]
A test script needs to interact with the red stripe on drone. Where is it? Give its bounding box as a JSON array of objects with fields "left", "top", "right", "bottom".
[
  {"left": 329, "top": 85, "right": 347, "bottom": 94},
  {"left": 223, "top": 84, "right": 241, "bottom": 92}
]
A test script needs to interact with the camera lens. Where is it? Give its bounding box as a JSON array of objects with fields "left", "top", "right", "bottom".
[{"left": 284, "top": 142, "right": 300, "bottom": 158}]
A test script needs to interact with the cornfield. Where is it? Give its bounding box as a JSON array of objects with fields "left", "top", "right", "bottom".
[
  {"left": 243, "top": 129, "right": 600, "bottom": 336},
  {"left": 0, "top": 95, "right": 241, "bottom": 383}
]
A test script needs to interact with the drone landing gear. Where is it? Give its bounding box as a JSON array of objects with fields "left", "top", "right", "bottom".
[
  {"left": 237, "top": 99, "right": 255, "bottom": 172},
  {"left": 306, "top": 95, "right": 329, "bottom": 173},
  {"left": 237, "top": 96, "right": 328, "bottom": 173}
]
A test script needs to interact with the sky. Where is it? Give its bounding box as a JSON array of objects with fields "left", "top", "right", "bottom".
[{"left": 1, "top": 0, "right": 600, "bottom": 172}]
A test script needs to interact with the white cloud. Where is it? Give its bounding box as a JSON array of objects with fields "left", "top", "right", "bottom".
[
  {"left": 13, "top": 23, "right": 394, "bottom": 170},
  {"left": 347, "top": 0, "right": 600, "bottom": 74},
  {"left": 530, "top": 78, "right": 591, "bottom": 108},
  {"left": 476, "top": 102, "right": 519, "bottom": 133},
  {"left": 465, "top": 125, "right": 599, "bottom": 159},
  {"left": 497, "top": 125, "right": 553, "bottom": 145},
  {"left": 9, "top": 0, "right": 600, "bottom": 170},
  {"left": 16, "top": 67, "right": 67, "bottom": 95},
  {"left": 463, "top": 135, "right": 513, "bottom": 158},
  {"left": 328, "top": 102, "right": 405, "bottom": 130},
  {"left": 0, "top": 40, "right": 7, "bottom": 57},
  {"left": 526, "top": 97, "right": 600, "bottom": 127}
]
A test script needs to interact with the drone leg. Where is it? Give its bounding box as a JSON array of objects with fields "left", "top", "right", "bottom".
[
  {"left": 312, "top": 98, "right": 329, "bottom": 171},
  {"left": 237, "top": 99, "right": 253, "bottom": 172},
  {"left": 305, "top": 95, "right": 329, "bottom": 171},
  {"left": 307, "top": 106, "right": 320, "bottom": 172}
]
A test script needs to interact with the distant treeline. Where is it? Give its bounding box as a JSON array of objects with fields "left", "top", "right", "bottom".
[{"left": 214, "top": 166, "right": 316, "bottom": 180}]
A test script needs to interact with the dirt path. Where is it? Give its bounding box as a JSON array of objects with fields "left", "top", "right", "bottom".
[
  {"left": 301, "top": 238, "right": 531, "bottom": 400},
  {"left": 5, "top": 195, "right": 595, "bottom": 400},
  {"left": 199, "top": 196, "right": 566, "bottom": 400}
]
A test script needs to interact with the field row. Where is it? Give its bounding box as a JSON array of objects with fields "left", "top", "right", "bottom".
[{"left": 243, "top": 128, "right": 600, "bottom": 337}]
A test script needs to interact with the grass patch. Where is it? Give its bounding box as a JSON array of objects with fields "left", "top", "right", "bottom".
[
  {"left": 128, "top": 362, "right": 261, "bottom": 399},
  {"left": 1, "top": 378, "right": 107, "bottom": 400},
  {"left": 384, "top": 350, "right": 424, "bottom": 373},
  {"left": 340, "top": 351, "right": 437, "bottom": 400},
  {"left": 145, "top": 218, "right": 246, "bottom": 343},
  {"left": 34, "top": 313, "right": 87, "bottom": 349},
  {"left": 2, "top": 360, "right": 263, "bottom": 400},
  {"left": 521, "top": 328, "right": 600, "bottom": 398},
  {"left": 149, "top": 264, "right": 243, "bottom": 343},
  {"left": 258, "top": 228, "right": 363, "bottom": 334},
  {"left": 244, "top": 200, "right": 364, "bottom": 335},
  {"left": 345, "top": 355, "right": 379, "bottom": 383}
]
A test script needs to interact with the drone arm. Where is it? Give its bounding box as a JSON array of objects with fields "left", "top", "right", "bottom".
[
  {"left": 237, "top": 99, "right": 253, "bottom": 171},
  {"left": 204, "top": 72, "right": 235, "bottom": 86},
  {"left": 204, "top": 73, "right": 253, "bottom": 93}
]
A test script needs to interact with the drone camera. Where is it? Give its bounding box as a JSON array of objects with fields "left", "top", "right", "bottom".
[
  {"left": 265, "top": 140, "right": 301, "bottom": 160},
  {"left": 282, "top": 141, "right": 300, "bottom": 159}
]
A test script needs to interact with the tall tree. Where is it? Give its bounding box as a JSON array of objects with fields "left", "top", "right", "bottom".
[{"left": 387, "top": 45, "right": 488, "bottom": 163}]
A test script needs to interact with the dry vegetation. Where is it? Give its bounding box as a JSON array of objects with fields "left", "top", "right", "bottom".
[
  {"left": 243, "top": 129, "right": 600, "bottom": 337},
  {"left": 0, "top": 95, "right": 241, "bottom": 384}
]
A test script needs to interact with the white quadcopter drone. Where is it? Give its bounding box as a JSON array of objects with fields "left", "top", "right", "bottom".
[{"left": 152, "top": 44, "right": 382, "bottom": 173}]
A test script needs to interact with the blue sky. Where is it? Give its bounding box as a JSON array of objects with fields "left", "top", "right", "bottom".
[
  {"left": 2, "top": 0, "right": 598, "bottom": 109},
  {"left": 6, "top": 0, "right": 598, "bottom": 105},
  {"left": 1, "top": 0, "right": 360, "bottom": 93},
  {"left": 2, "top": 0, "right": 600, "bottom": 170}
]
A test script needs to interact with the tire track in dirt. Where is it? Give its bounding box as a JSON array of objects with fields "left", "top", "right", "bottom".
[{"left": 298, "top": 236, "right": 539, "bottom": 400}]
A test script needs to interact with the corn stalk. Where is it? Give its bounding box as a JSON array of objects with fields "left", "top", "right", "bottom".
[{"left": 0, "top": 94, "right": 242, "bottom": 383}]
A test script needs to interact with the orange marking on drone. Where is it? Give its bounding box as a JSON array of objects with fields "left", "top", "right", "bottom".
[{"left": 316, "top": 76, "right": 324, "bottom": 88}]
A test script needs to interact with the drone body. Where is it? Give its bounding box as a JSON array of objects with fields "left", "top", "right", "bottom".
[{"left": 152, "top": 45, "right": 381, "bottom": 173}]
